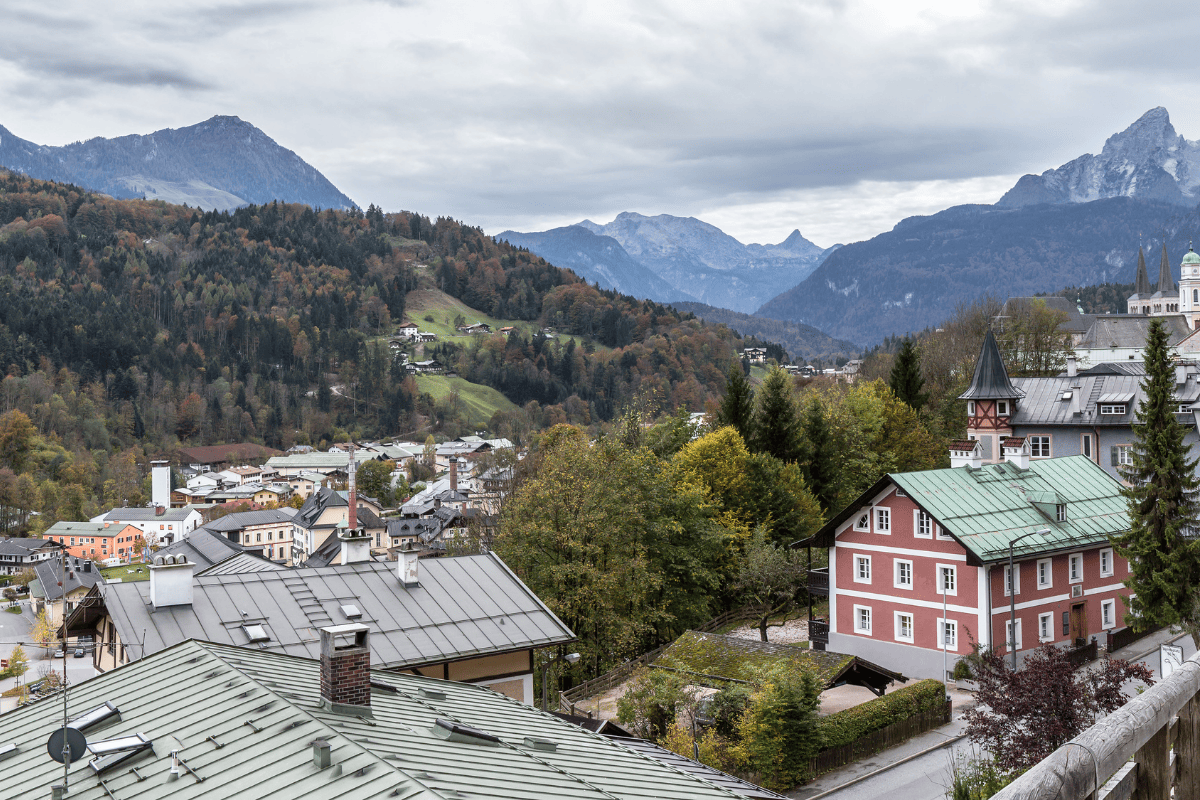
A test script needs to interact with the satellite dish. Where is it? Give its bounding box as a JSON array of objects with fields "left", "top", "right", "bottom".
[{"left": 46, "top": 727, "right": 87, "bottom": 764}]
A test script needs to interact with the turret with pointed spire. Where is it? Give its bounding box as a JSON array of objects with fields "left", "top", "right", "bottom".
[
  {"left": 1157, "top": 243, "right": 1176, "bottom": 294},
  {"left": 959, "top": 329, "right": 1024, "bottom": 464},
  {"left": 1134, "top": 247, "right": 1152, "bottom": 296}
]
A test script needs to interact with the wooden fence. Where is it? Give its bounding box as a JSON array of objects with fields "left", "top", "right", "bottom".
[
  {"left": 1107, "top": 624, "right": 1164, "bottom": 654},
  {"left": 808, "top": 700, "right": 953, "bottom": 778},
  {"left": 1067, "top": 639, "right": 1098, "bottom": 668},
  {"left": 993, "top": 650, "right": 1200, "bottom": 799}
]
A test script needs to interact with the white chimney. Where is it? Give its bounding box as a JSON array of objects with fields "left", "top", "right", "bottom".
[
  {"left": 1176, "top": 364, "right": 1188, "bottom": 385},
  {"left": 399, "top": 543, "right": 419, "bottom": 588},
  {"left": 149, "top": 555, "right": 193, "bottom": 609},
  {"left": 949, "top": 440, "right": 982, "bottom": 469},
  {"left": 1066, "top": 356, "right": 1077, "bottom": 378},
  {"left": 338, "top": 526, "right": 372, "bottom": 565},
  {"left": 151, "top": 460, "right": 171, "bottom": 509},
  {"left": 1070, "top": 384, "right": 1081, "bottom": 416},
  {"left": 1002, "top": 437, "right": 1030, "bottom": 469}
]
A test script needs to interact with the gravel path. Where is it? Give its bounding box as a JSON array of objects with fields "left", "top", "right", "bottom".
[{"left": 724, "top": 617, "right": 810, "bottom": 644}]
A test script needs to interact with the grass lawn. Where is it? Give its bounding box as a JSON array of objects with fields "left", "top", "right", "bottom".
[
  {"left": 100, "top": 564, "right": 150, "bottom": 583},
  {"left": 414, "top": 374, "right": 518, "bottom": 427},
  {"left": 4, "top": 606, "right": 20, "bottom": 614}
]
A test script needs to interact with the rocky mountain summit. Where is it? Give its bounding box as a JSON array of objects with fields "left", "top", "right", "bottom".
[
  {"left": 502, "top": 212, "right": 836, "bottom": 313},
  {"left": 998, "top": 107, "right": 1200, "bottom": 207},
  {"left": 0, "top": 115, "right": 356, "bottom": 211}
]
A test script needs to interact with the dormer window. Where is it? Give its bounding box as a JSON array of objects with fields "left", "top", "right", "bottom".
[
  {"left": 997, "top": 401, "right": 1009, "bottom": 415},
  {"left": 1100, "top": 404, "right": 1126, "bottom": 415},
  {"left": 1180, "top": 403, "right": 1192, "bottom": 414},
  {"left": 1056, "top": 504, "right": 1067, "bottom": 522}
]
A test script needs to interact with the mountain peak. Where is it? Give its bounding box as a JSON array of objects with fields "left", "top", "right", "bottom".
[{"left": 997, "top": 107, "right": 1198, "bottom": 208}]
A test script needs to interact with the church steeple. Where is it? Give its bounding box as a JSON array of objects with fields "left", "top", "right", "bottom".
[
  {"left": 1157, "top": 243, "right": 1175, "bottom": 293},
  {"left": 959, "top": 329, "right": 1024, "bottom": 401},
  {"left": 1134, "top": 247, "right": 1152, "bottom": 296}
]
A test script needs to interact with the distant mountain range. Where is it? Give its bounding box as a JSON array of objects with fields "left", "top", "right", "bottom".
[
  {"left": 756, "top": 108, "right": 1200, "bottom": 344},
  {"left": 498, "top": 212, "right": 838, "bottom": 313},
  {"left": 0, "top": 115, "right": 356, "bottom": 211}
]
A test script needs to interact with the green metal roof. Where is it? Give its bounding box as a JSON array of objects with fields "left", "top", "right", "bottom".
[
  {"left": 1183, "top": 246, "right": 1200, "bottom": 266},
  {"left": 0, "top": 639, "right": 747, "bottom": 800},
  {"left": 891, "top": 455, "right": 1128, "bottom": 562}
]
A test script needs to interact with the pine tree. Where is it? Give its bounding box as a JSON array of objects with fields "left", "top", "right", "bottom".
[
  {"left": 1112, "top": 318, "right": 1200, "bottom": 644},
  {"left": 799, "top": 400, "right": 838, "bottom": 513},
  {"left": 718, "top": 364, "right": 755, "bottom": 443},
  {"left": 889, "top": 338, "right": 928, "bottom": 411},
  {"left": 751, "top": 367, "right": 801, "bottom": 463}
]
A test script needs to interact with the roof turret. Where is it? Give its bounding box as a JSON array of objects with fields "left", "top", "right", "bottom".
[
  {"left": 1133, "top": 247, "right": 1152, "bottom": 296},
  {"left": 959, "top": 328, "right": 1024, "bottom": 401},
  {"left": 1157, "top": 243, "right": 1176, "bottom": 293},
  {"left": 1183, "top": 242, "right": 1200, "bottom": 267}
]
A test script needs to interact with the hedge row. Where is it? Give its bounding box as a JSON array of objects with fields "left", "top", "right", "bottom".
[{"left": 815, "top": 679, "right": 946, "bottom": 750}]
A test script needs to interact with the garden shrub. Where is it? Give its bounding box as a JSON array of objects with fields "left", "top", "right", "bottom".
[
  {"left": 815, "top": 679, "right": 946, "bottom": 751},
  {"left": 734, "top": 665, "right": 824, "bottom": 790}
]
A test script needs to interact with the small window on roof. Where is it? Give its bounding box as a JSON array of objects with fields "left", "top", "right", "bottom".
[
  {"left": 432, "top": 718, "right": 501, "bottom": 746},
  {"left": 243, "top": 624, "right": 270, "bottom": 643},
  {"left": 1060, "top": 391, "right": 1072, "bottom": 401},
  {"left": 340, "top": 604, "right": 362, "bottom": 620}
]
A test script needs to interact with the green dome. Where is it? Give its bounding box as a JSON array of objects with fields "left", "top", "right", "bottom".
[{"left": 1183, "top": 247, "right": 1200, "bottom": 266}]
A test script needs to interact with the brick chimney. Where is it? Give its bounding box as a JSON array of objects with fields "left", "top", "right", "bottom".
[
  {"left": 319, "top": 624, "right": 371, "bottom": 715},
  {"left": 449, "top": 458, "right": 458, "bottom": 494}
]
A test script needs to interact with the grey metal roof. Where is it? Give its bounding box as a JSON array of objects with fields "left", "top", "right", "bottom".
[
  {"left": 202, "top": 509, "right": 298, "bottom": 531},
  {"left": 1077, "top": 315, "right": 1192, "bottom": 350},
  {"left": 98, "top": 507, "right": 197, "bottom": 522},
  {"left": 1009, "top": 374, "right": 1143, "bottom": 426},
  {"left": 0, "top": 536, "right": 58, "bottom": 557},
  {"left": 196, "top": 551, "right": 287, "bottom": 576},
  {"left": 99, "top": 554, "right": 575, "bottom": 669},
  {"left": 265, "top": 451, "right": 378, "bottom": 471},
  {"left": 959, "top": 328, "right": 1024, "bottom": 400},
  {"left": 32, "top": 557, "right": 101, "bottom": 600},
  {"left": 156, "top": 528, "right": 244, "bottom": 568},
  {"left": 0, "top": 638, "right": 745, "bottom": 800}
]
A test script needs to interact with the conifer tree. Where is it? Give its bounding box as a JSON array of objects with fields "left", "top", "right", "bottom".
[
  {"left": 1112, "top": 318, "right": 1200, "bottom": 644},
  {"left": 751, "top": 367, "right": 801, "bottom": 463},
  {"left": 799, "top": 400, "right": 838, "bottom": 513},
  {"left": 717, "top": 363, "right": 755, "bottom": 443},
  {"left": 889, "top": 338, "right": 928, "bottom": 411}
]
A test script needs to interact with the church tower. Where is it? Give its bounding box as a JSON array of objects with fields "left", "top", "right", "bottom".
[
  {"left": 959, "top": 329, "right": 1024, "bottom": 464},
  {"left": 1180, "top": 244, "right": 1200, "bottom": 330},
  {"left": 1127, "top": 247, "right": 1152, "bottom": 314}
]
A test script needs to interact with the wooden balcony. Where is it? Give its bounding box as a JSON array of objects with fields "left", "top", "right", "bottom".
[
  {"left": 809, "top": 619, "right": 829, "bottom": 651},
  {"left": 993, "top": 649, "right": 1200, "bottom": 799},
  {"left": 807, "top": 567, "right": 829, "bottom": 597}
]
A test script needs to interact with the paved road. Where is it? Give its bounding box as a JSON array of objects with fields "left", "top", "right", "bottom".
[{"left": 0, "top": 599, "right": 97, "bottom": 712}]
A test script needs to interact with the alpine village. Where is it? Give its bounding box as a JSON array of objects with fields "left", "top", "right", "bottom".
[{"left": 9, "top": 75, "right": 1200, "bottom": 800}]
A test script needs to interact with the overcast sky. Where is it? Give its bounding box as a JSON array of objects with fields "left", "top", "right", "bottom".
[{"left": 3, "top": 0, "right": 1199, "bottom": 247}]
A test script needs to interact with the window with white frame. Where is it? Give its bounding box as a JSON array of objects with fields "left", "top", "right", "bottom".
[
  {"left": 1039, "top": 612, "right": 1053, "bottom": 642},
  {"left": 1180, "top": 403, "right": 1192, "bottom": 414},
  {"left": 1102, "top": 599, "right": 1116, "bottom": 629},
  {"left": 1099, "top": 404, "right": 1126, "bottom": 415},
  {"left": 855, "top": 605, "right": 872, "bottom": 635},
  {"left": 1029, "top": 436, "right": 1051, "bottom": 458},
  {"left": 1056, "top": 504, "right": 1067, "bottom": 522},
  {"left": 997, "top": 401, "right": 1009, "bottom": 416},
  {"left": 1069, "top": 553, "right": 1083, "bottom": 583},
  {"left": 1005, "top": 564, "right": 1020, "bottom": 596},
  {"left": 915, "top": 510, "right": 933, "bottom": 538},
  {"left": 1005, "top": 618, "right": 1023, "bottom": 651},
  {"left": 967, "top": 401, "right": 975, "bottom": 416},
  {"left": 875, "top": 508, "right": 890, "bottom": 534},
  {"left": 1100, "top": 548, "right": 1114, "bottom": 578},
  {"left": 938, "top": 564, "right": 957, "bottom": 595},
  {"left": 853, "top": 512, "right": 870, "bottom": 532},
  {"left": 1111, "top": 445, "right": 1133, "bottom": 467},
  {"left": 854, "top": 555, "right": 872, "bottom": 584},
  {"left": 1037, "top": 558, "right": 1052, "bottom": 589},
  {"left": 940, "top": 619, "right": 958, "bottom": 650},
  {"left": 1082, "top": 433, "right": 1093, "bottom": 459},
  {"left": 895, "top": 612, "right": 914, "bottom": 643},
  {"left": 894, "top": 559, "right": 913, "bottom": 589}
]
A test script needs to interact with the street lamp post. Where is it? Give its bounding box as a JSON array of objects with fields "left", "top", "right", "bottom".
[
  {"left": 1008, "top": 529, "right": 1050, "bottom": 670},
  {"left": 541, "top": 651, "right": 580, "bottom": 711}
]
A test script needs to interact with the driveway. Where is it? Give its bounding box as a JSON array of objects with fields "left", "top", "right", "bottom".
[{"left": 0, "top": 599, "right": 97, "bottom": 712}]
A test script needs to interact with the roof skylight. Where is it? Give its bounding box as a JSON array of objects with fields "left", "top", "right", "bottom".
[
  {"left": 243, "top": 624, "right": 270, "bottom": 643},
  {"left": 340, "top": 604, "right": 362, "bottom": 620},
  {"left": 432, "top": 718, "right": 501, "bottom": 746}
]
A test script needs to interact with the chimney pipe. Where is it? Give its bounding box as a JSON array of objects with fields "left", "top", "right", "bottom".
[
  {"left": 149, "top": 555, "right": 193, "bottom": 609},
  {"left": 449, "top": 458, "right": 458, "bottom": 494},
  {"left": 1070, "top": 384, "right": 1081, "bottom": 416},
  {"left": 312, "top": 739, "right": 332, "bottom": 769},
  {"left": 400, "top": 543, "right": 419, "bottom": 588},
  {"left": 347, "top": 445, "right": 357, "bottom": 531},
  {"left": 338, "top": 527, "right": 372, "bottom": 565},
  {"left": 1066, "top": 356, "right": 1077, "bottom": 378},
  {"left": 319, "top": 624, "right": 372, "bottom": 715}
]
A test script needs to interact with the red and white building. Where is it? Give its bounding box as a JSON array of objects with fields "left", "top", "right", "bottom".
[{"left": 804, "top": 440, "right": 1133, "bottom": 680}]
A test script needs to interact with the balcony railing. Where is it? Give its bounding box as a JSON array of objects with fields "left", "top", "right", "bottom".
[
  {"left": 807, "top": 567, "right": 829, "bottom": 596},
  {"left": 993, "top": 648, "right": 1200, "bottom": 799}
]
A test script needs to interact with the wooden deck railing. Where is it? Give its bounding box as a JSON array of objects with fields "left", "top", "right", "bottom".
[{"left": 993, "top": 649, "right": 1200, "bottom": 799}]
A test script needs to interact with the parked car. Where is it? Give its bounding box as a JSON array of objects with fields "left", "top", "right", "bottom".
[
  {"left": 52, "top": 651, "right": 64, "bottom": 659},
  {"left": 73, "top": 648, "right": 85, "bottom": 658}
]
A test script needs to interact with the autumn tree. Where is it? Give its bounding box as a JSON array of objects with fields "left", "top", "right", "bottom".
[
  {"left": 964, "top": 644, "right": 1153, "bottom": 774},
  {"left": 0, "top": 409, "right": 35, "bottom": 472}
]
